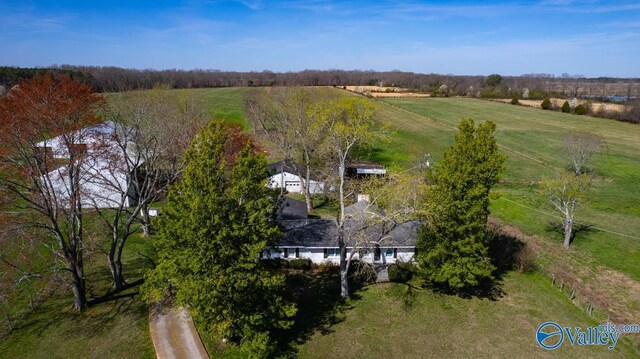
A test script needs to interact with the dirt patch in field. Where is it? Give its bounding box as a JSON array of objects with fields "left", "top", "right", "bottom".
[
  {"left": 342, "top": 85, "right": 431, "bottom": 98},
  {"left": 368, "top": 92, "right": 431, "bottom": 98},
  {"left": 495, "top": 98, "right": 628, "bottom": 113}
]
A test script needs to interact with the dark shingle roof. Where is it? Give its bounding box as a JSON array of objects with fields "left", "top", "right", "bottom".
[
  {"left": 277, "top": 197, "right": 308, "bottom": 220},
  {"left": 280, "top": 219, "right": 338, "bottom": 247},
  {"left": 268, "top": 160, "right": 302, "bottom": 175},
  {"left": 382, "top": 221, "right": 419, "bottom": 246},
  {"left": 278, "top": 219, "right": 420, "bottom": 248}
]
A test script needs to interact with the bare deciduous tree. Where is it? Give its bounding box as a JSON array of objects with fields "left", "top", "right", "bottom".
[
  {"left": 542, "top": 172, "right": 591, "bottom": 248},
  {"left": 0, "top": 75, "right": 104, "bottom": 310},
  {"left": 245, "top": 87, "right": 335, "bottom": 211},
  {"left": 88, "top": 88, "right": 208, "bottom": 291},
  {"left": 316, "top": 96, "right": 391, "bottom": 298},
  {"left": 563, "top": 131, "right": 604, "bottom": 175},
  {"left": 341, "top": 172, "right": 424, "bottom": 273}
]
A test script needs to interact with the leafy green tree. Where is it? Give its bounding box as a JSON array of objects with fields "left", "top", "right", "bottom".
[
  {"left": 484, "top": 74, "right": 503, "bottom": 88},
  {"left": 562, "top": 100, "right": 571, "bottom": 113},
  {"left": 142, "top": 121, "right": 295, "bottom": 357},
  {"left": 417, "top": 119, "right": 506, "bottom": 293},
  {"left": 574, "top": 104, "right": 586, "bottom": 115},
  {"left": 541, "top": 98, "right": 553, "bottom": 110},
  {"left": 316, "top": 96, "right": 390, "bottom": 298}
]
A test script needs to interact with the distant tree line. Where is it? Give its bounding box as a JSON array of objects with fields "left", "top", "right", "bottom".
[
  {"left": 0, "top": 67, "right": 91, "bottom": 89},
  {"left": 1, "top": 66, "right": 639, "bottom": 100}
]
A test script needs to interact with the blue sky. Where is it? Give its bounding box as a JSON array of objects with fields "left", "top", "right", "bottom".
[{"left": 1, "top": 0, "right": 639, "bottom": 77}]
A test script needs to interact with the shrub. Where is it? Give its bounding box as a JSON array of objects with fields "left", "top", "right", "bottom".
[
  {"left": 289, "top": 258, "right": 312, "bottom": 270},
  {"left": 528, "top": 89, "right": 549, "bottom": 100},
  {"left": 514, "top": 244, "right": 537, "bottom": 273},
  {"left": 561, "top": 101, "right": 571, "bottom": 113},
  {"left": 348, "top": 260, "right": 377, "bottom": 284},
  {"left": 262, "top": 258, "right": 290, "bottom": 269},
  {"left": 240, "top": 330, "right": 277, "bottom": 359},
  {"left": 317, "top": 259, "right": 339, "bottom": 273},
  {"left": 260, "top": 258, "right": 281, "bottom": 270},
  {"left": 574, "top": 104, "right": 586, "bottom": 115},
  {"left": 388, "top": 261, "right": 414, "bottom": 283},
  {"left": 510, "top": 97, "right": 519, "bottom": 105},
  {"left": 541, "top": 98, "right": 552, "bottom": 110}
]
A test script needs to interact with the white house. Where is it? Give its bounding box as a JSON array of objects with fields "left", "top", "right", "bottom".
[
  {"left": 266, "top": 197, "right": 418, "bottom": 265},
  {"left": 43, "top": 157, "right": 135, "bottom": 209},
  {"left": 34, "top": 121, "right": 128, "bottom": 159},
  {"left": 36, "top": 121, "right": 139, "bottom": 209},
  {"left": 267, "top": 160, "right": 324, "bottom": 194}
]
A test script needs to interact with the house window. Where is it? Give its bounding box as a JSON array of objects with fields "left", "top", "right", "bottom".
[
  {"left": 385, "top": 248, "right": 393, "bottom": 257},
  {"left": 283, "top": 248, "right": 289, "bottom": 258},
  {"left": 324, "top": 248, "right": 339, "bottom": 258},
  {"left": 295, "top": 248, "right": 300, "bottom": 258}
]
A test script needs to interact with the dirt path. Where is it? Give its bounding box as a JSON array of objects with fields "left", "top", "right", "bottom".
[{"left": 149, "top": 306, "right": 209, "bottom": 359}]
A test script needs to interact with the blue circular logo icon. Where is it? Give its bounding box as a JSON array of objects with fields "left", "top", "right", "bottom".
[{"left": 536, "top": 322, "right": 564, "bottom": 350}]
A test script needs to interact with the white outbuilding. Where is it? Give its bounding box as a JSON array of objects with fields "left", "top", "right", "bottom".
[{"left": 267, "top": 160, "right": 324, "bottom": 194}]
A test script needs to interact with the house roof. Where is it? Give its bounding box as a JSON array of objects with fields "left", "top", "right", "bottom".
[
  {"left": 277, "top": 197, "right": 308, "bottom": 220},
  {"left": 33, "top": 121, "right": 137, "bottom": 161},
  {"left": 279, "top": 218, "right": 418, "bottom": 248},
  {"left": 346, "top": 161, "right": 386, "bottom": 175},
  {"left": 344, "top": 200, "right": 381, "bottom": 219},
  {"left": 268, "top": 159, "right": 303, "bottom": 175},
  {"left": 346, "top": 161, "right": 385, "bottom": 169},
  {"left": 280, "top": 219, "right": 339, "bottom": 247},
  {"left": 35, "top": 121, "right": 120, "bottom": 148},
  {"left": 382, "top": 221, "right": 420, "bottom": 247}
]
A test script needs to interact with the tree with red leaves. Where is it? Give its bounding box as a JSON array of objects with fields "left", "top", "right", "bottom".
[{"left": 0, "top": 75, "right": 104, "bottom": 311}]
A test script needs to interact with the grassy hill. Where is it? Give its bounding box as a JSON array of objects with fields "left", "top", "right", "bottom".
[
  {"left": 4, "top": 88, "right": 638, "bottom": 358},
  {"left": 374, "top": 97, "right": 640, "bottom": 281},
  {"left": 0, "top": 233, "right": 156, "bottom": 358},
  {"left": 298, "top": 273, "right": 639, "bottom": 358}
]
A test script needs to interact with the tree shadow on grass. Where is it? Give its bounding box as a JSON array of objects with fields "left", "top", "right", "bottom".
[
  {"left": 425, "top": 224, "right": 537, "bottom": 301},
  {"left": 274, "top": 268, "right": 364, "bottom": 357},
  {"left": 384, "top": 281, "right": 422, "bottom": 310},
  {"left": 545, "top": 221, "right": 594, "bottom": 246},
  {"left": 2, "top": 253, "right": 152, "bottom": 341}
]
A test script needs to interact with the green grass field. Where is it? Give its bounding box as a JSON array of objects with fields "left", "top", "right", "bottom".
[
  {"left": 4, "top": 88, "right": 639, "bottom": 358},
  {"left": 298, "top": 272, "right": 639, "bottom": 358},
  {"left": 376, "top": 97, "right": 640, "bottom": 282},
  {"left": 0, "top": 232, "right": 156, "bottom": 358}
]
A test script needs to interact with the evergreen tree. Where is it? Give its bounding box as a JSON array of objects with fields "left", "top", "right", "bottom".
[
  {"left": 142, "top": 121, "right": 295, "bottom": 357},
  {"left": 561, "top": 100, "right": 571, "bottom": 113},
  {"left": 417, "top": 119, "right": 506, "bottom": 293}
]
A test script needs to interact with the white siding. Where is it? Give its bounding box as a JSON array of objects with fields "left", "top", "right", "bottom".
[
  {"left": 263, "top": 247, "right": 415, "bottom": 264},
  {"left": 267, "top": 172, "right": 324, "bottom": 194},
  {"left": 44, "top": 158, "right": 132, "bottom": 209}
]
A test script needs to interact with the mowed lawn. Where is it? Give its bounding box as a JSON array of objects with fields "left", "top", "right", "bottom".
[
  {"left": 6, "top": 88, "right": 633, "bottom": 358},
  {"left": 0, "top": 233, "right": 156, "bottom": 359},
  {"left": 298, "top": 272, "right": 640, "bottom": 358},
  {"left": 376, "top": 97, "right": 640, "bottom": 282}
]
